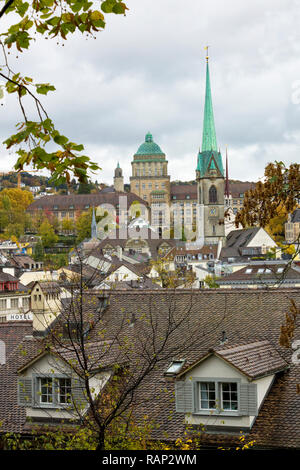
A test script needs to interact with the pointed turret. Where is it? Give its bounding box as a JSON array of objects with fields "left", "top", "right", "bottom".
[
  {"left": 91, "top": 207, "right": 97, "bottom": 239},
  {"left": 202, "top": 60, "right": 218, "bottom": 152},
  {"left": 197, "top": 56, "right": 224, "bottom": 176}
]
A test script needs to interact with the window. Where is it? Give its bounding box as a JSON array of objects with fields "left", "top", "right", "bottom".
[
  {"left": 0, "top": 299, "right": 7, "bottom": 310},
  {"left": 38, "top": 377, "right": 72, "bottom": 406},
  {"left": 221, "top": 382, "right": 238, "bottom": 410},
  {"left": 199, "top": 382, "right": 216, "bottom": 410},
  {"left": 11, "top": 298, "right": 19, "bottom": 309},
  {"left": 245, "top": 269, "right": 252, "bottom": 274},
  {"left": 197, "top": 380, "right": 240, "bottom": 414},
  {"left": 58, "top": 378, "right": 72, "bottom": 404},
  {"left": 209, "top": 186, "right": 217, "bottom": 203},
  {"left": 165, "top": 360, "right": 185, "bottom": 376},
  {"left": 40, "top": 377, "right": 53, "bottom": 404}
]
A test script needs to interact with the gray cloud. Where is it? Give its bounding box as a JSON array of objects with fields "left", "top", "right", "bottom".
[{"left": 1, "top": 0, "right": 300, "bottom": 185}]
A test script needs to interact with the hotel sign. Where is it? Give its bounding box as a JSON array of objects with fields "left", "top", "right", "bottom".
[{"left": 7, "top": 313, "right": 33, "bottom": 321}]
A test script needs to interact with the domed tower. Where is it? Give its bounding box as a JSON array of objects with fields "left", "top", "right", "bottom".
[
  {"left": 114, "top": 162, "right": 124, "bottom": 192},
  {"left": 130, "top": 132, "right": 170, "bottom": 206}
]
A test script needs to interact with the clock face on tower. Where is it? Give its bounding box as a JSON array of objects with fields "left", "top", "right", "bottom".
[{"left": 209, "top": 207, "right": 217, "bottom": 216}]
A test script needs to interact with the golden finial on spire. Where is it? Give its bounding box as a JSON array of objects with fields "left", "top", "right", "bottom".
[{"left": 205, "top": 45, "right": 210, "bottom": 62}]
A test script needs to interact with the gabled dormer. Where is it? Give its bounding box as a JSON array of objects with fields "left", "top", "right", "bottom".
[{"left": 174, "top": 340, "right": 288, "bottom": 432}]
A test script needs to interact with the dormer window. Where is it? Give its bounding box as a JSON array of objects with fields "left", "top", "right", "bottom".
[{"left": 198, "top": 380, "right": 239, "bottom": 413}]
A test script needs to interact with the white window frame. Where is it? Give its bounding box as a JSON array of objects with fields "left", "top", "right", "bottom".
[{"left": 34, "top": 374, "right": 72, "bottom": 409}]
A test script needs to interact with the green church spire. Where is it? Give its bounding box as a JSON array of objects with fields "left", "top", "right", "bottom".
[
  {"left": 201, "top": 59, "right": 218, "bottom": 152},
  {"left": 196, "top": 54, "right": 224, "bottom": 177}
]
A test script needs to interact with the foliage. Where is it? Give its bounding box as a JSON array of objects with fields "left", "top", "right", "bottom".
[
  {"left": 38, "top": 218, "right": 58, "bottom": 247},
  {"left": 0, "top": 0, "right": 128, "bottom": 184},
  {"left": 150, "top": 259, "right": 196, "bottom": 288},
  {"left": 265, "top": 204, "right": 288, "bottom": 243},
  {"left": 0, "top": 188, "right": 34, "bottom": 212},
  {"left": 0, "top": 188, "right": 34, "bottom": 233},
  {"left": 61, "top": 217, "right": 75, "bottom": 234},
  {"left": 43, "top": 252, "right": 68, "bottom": 269},
  {"left": 236, "top": 162, "right": 299, "bottom": 229},
  {"left": 33, "top": 239, "right": 45, "bottom": 261},
  {"left": 75, "top": 209, "right": 92, "bottom": 242},
  {"left": 204, "top": 274, "right": 220, "bottom": 288}
]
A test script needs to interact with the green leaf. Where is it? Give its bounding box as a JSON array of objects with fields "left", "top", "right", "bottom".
[
  {"left": 36, "top": 83, "right": 56, "bottom": 95},
  {"left": 16, "top": 2, "right": 30, "bottom": 17},
  {"left": 101, "top": 0, "right": 116, "bottom": 13},
  {"left": 54, "top": 135, "right": 69, "bottom": 146},
  {"left": 112, "top": 2, "right": 126, "bottom": 14}
]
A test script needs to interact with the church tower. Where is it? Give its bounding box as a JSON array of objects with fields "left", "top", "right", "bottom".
[
  {"left": 196, "top": 53, "right": 225, "bottom": 245},
  {"left": 114, "top": 162, "right": 124, "bottom": 192}
]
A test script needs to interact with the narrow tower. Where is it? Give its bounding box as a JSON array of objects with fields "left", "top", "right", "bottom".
[
  {"left": 114, "top": 162, "right": 124, "bottom": 192},
  {"left": 196, "top": 51, "right": 225, "bottom": 245},
  {"left": 91, "top": 206, "right": 97, "bottom": 239}
]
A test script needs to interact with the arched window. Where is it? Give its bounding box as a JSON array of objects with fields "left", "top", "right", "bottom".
[{"left": 209, "top": 185, "right": 217, "bottom": 203}]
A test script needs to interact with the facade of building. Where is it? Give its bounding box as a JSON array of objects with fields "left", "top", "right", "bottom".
[
  {"left": 130, "top": 132, "right": 170, "bottom": 207},
  {"left": 285, "top": 208, "right": 300, "bottom": 243}
]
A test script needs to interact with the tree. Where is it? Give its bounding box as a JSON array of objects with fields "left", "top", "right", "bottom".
[
  {"left": 76, "top": 210, "right": 92, "bottom": 243},
  {"left": 38, "top": 218, "right": 58, "bottom": 247},
  {"left": 61, "top": 217, "right": 75, "bottom": 235},
  {"left": 10, "top": 256, "right": 217, "bottom": 451},
  {"left": 237, "top": 160, "right": 300, "bottom": 394},
  {"left": 33, "top": 239, "right": 45, "bottom": 261},
  {"left": 0, "top": 0, "right": 128, "bottom": 184},
  {"left": 236, "top": 162, "right": 299, "bottom": 230},
  {"left": 204, "top": 274, "right": 220, "bottom": 289},
  {"left": 0, "top": 188, "right": 33, "bottom": 212}
]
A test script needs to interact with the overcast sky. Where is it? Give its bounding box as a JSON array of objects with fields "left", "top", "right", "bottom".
[{"left": 1, "top": 0, "right": 300, "bottom": 185}]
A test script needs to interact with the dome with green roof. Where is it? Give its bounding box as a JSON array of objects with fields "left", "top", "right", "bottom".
[{"left": 135, "top": 132, "right": 164, "bottom": 156}]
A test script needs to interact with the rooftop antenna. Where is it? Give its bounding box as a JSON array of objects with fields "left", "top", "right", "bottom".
[{"left": 205, "top": 45, "right": 210, "bottom": 62}]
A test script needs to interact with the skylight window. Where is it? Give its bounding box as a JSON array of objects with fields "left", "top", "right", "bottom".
[
  {"left": 258, "top": 269, "right": 265, "bottom": 274},
  {"left": 165, "top": 360, "right": 185, "bottom": 375},
  {"left": 277, "top": 267, "right": 284, "bottom": 273},
  {"left": 245, "top": 269, "right": 252, "bottom": 274}
]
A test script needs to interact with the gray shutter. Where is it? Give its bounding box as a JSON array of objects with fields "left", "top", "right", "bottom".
[
  {"left": 71, "top": 377, "right": 88, "bottom": 409},
  {"left": 175, "top": 380, "right": 194, "bottom": 413},
  {"left": 18, "top": 378, "right": 33, "bottom": 406},
  {"left": 240, "top": 383, "right": 257, "bottom": 416}
]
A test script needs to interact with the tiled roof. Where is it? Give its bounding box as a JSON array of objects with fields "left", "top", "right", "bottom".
[
  {"left": 37, "top": 281, "right": 61, "bottom": 294},
  {"left": 218, "top": 263, "right": 300, "bottom": 284},
  {"left": 27, "top": 191, "right": 148, "bottom": 212},
  {"left": 226, "top": 228, "right": 261, "bottom": 248},
  {"left": 0, "top": 321, "right": 33, "bottom": 360},
  {"left": 163, "top": 246, "right": 218, "bottom": 261},
  {"left": 170, "top": 183, "right": 197, "bottom": 200},
  {"left": 0, "top": 289, "right": 300, "bottom": 448},
  {"left": 291, "top": 209, "right": 300, "bottom": 223},
  {"left": 229, "top": 182, "right": 256, "bottom": 198},
  {"left": 215, "top": 340, "right": 288, "bottom": 379}
]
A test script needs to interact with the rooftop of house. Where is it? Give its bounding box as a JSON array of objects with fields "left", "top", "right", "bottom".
[
  {"left": 0, "top": 288, "right": 299, "bottom": 448},
  {"left": 27, "top": 191, "right": 148, "bottom": 212},
  {"left": 218, "top": 263, "right": 300, "bottom": 284},
  {"left": 163, "top": 245, "right": 218, "bottom": 261},
  {"left": 290, "top": 208, "right": 300, "bottom": 224}
]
